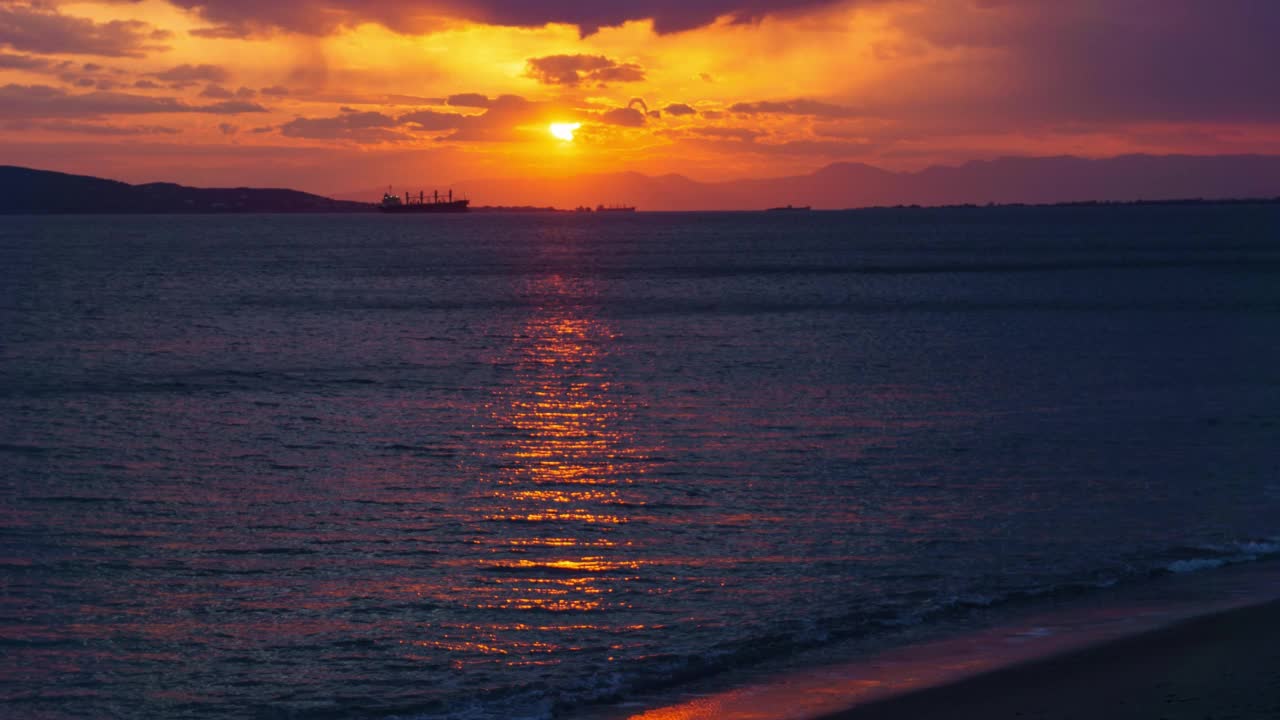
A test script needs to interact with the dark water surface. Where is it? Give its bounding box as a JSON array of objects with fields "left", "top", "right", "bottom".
[{"left": 2, "top": 207, "right": 1279, "bottom": 719}]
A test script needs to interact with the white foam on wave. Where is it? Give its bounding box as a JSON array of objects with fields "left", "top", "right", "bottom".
[
  {"left": 1167, "top": 536, "right": 1280, "bottom": 574},
  {"left": 1168, "top": 557, "right": 1230, "bottom": 573}
]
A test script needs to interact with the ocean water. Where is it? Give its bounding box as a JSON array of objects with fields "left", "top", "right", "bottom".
[{"left": 2, "top": 206, "right": 1279, "bottom": 720}]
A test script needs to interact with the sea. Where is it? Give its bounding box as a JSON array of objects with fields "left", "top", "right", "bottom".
[{"left": 2, "top": 205, "right": 1279, "bottom": 720}]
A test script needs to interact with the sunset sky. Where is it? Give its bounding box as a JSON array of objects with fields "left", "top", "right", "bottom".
[{"left": 1, "top": 0, "right": 1278, "bottom": 194}]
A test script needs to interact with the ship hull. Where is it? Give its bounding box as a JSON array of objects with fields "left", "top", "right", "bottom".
[{"left": 379, "top": 200, "right": 469, "bottom": 213}]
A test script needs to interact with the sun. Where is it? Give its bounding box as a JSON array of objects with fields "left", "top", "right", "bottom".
[{"left": 549, "top": 122, "right": 581, "bottom": 142}]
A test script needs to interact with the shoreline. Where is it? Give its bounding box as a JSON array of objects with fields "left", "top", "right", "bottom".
[
  {"left": 825, "top": 598, "right": 1280, "bottom": 720},
  {"left": 591, "top": 559, "right": 1280, "bottom": 720}
]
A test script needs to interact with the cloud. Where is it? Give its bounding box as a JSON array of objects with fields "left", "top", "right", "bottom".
[
  {"left": 161, "top": 0, "right": 843, "bottom": 36},
  {"left": 664, "top": 103, "right": 697, "bottom": 116},
  {"left": 0, "top": 84, "right": 267, "bottom": 119},
  {"left": 2, "top": 119, "right": 182, "bottom": 136},
  {"left": 383, "top": 94, "right": 444, "bottom": 105},
  {"left": 399, "top": 109, "right": 471, "bottom": 131},
  {"left": 218, "top": 122, "right": 238, "bottom": 135},
  {"left": 416, "top": 94, "right": 554, "bottom": 141},
  {"left": 447, "top": 93, "right": 491, "bottom": 108},
  {"left": 399, "top": 109, "right": 467, "bottom": 131},
  {"left": 148, "top": 64, "right": 231, "bottom": 84},
  {"left": 200, "top": 84, "right": 235, "bottom": 99},
  {"left": 193, "top": 100, "right": 268, "bottom": 114},
  {"left": 260, "top": 85, "right": 290, "bottom": 96},
  {"left": 283, "top": 94, "right": 567, "bottom": 143},
  {"left": 279, "top": 109, "right": 407, "bottom": 143},
  {"left": 688, "top": 126, "right": 763, "bottom": 141},
  {"left": 0, "top": 52, "right": 52, "bottom": 71},
  {"left": 878, "top": 0, "right": 1280, "bottom": 126},
  {"left": 728, "top": 98, "right": 862, "bottom": 118},
  {"left": 525, "top": 54, "right": 645, "bottom": 86},
  {"left": 599, "top": 107, "right": 646, "bottom": 127},
  {"left": 0, "top": 4, "right": 171, "bottom": 57}
]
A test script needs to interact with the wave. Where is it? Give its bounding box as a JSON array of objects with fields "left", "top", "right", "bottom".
[
  {"left": 1162, "top": 538, "right": 1280, "bottom": 573},
  {"left": 388, "top": 534, "right": 1280, "bottom": 720}
]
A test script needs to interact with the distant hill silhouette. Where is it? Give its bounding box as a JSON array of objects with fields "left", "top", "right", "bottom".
[
  {"left": 333, "top": 154, "right": 1280, "bottom": 210},
  {"left": 0, "top": 166, "right": 371, "bottom": 214},
  {"left": 7, "top": 155, "right": 1280, "bottom": 214}
]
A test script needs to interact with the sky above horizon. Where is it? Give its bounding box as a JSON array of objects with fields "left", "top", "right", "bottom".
[{"left": 1, "top": 0, "right": 1278, "bottom": 194}]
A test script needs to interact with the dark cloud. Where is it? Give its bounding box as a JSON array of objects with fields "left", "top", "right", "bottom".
[
  {"left": 260, "top": 85, "right": 290, "bottom": 96},
  {"left": 161, "top": 0, "right": 842, "bottom": 36},
  {"left": 399, "top": 109, "right": 468, "bottom": 131},
  {"left": 688, "top": 126, "right": 763, "bottom": 141},
  {"left": 199, "top": 100, "right": 268, "bottom": 114},
  {"left": 525, "top": 54, "right": 645, "bottom": 86},
  {"left": 218, "top": 122, "right": 239, "bottom": 135},
  {"left": 133, "top": 79, "right": 162, "bottom": 90},
  {"left": 728, "top": 98, "right": 861, "bottom": 118},
  {"left": 0, "top": 84, "right": 267, "bottom": 119},
  {"left": 663, "top": 103, "right": 697, "bottom": 116},
  {"left": 149, "top": 64, "right": 231, "bottom": 84},
  {"left": 0, "top": 51, "right": 52, "bottom": 70},
  {"left": 280, "top": 109, "right": 407, "bottom": 143},
  {"left": 34, "top": 121, "right": 181, "bottom": 136},
  {"left": 600, "top": 107, "right": 646, "bottom": 127},
  {"left": 187, "top": 24, "right": 247, "bottom": 39},
  {"left": 447, "top": 93, "right": 491, "bottom": 108},
  {"left": 200, "top": 84, "right": 236, "bottom": 99},
  {"left": 0, "top": 4, "right": 171, "bottom": 57}
]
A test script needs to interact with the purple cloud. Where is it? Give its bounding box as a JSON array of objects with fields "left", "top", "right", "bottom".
[
  {"left": 447, "top": 93, "right": 490, "bottom": 108},
  {"left": 161, "top": 0, "right": 843, "bottom": 36},
  {"left": 149, "top": 64, "right": 232, "bottom": 84},
  {"left": 0, "top": 84, "right": 267, "bottom": 118},
  {"left": 728, "top": 99, "right": 861, "bottom": 118},
  {"left": 280, "top": 109, "right": 407, "bottom": 143},
  {"left": 0, "top": 4, "right": 171, "bottom": 57},
  {"left": 200, "top": 84, "right": 236, "bottom": 99},
  {"left": 0, "top": 51, "right": 52, "bottom": 70}
]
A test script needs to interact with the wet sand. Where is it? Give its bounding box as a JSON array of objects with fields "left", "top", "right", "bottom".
[{"left": 823, "top": 599, "right": 1280, "bottom": 720}]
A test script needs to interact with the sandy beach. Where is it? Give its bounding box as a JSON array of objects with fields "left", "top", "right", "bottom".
[{"left": 824, "top": 600, "right": 1280, "bottom": 720}]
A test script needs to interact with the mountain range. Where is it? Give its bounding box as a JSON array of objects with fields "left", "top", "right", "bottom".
[
  {"left": 4, "top": 154, "right": 1280, "bottom": 214},
  {"left": 400, "top": 154, "right": 1280, "bottom": 210}
]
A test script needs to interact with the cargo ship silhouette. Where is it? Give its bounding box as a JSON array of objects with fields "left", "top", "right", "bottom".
[{"left": 379, "top": 189, "right": 469, "bottom": 213}]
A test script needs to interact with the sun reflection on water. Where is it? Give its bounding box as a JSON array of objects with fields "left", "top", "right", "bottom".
[{"left": 449, "top": 273, "right": 651, "bottom": 654}]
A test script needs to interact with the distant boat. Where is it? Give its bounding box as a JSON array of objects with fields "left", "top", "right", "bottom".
[
  {"left": 596, "top": 204, "right": 636, "bottom": 213},
  {"left": 766, "top": 204, "right": 812, "bottom": 212},
  {"left": 380, "top": 189, "right": 469, "bottom": 213}
]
